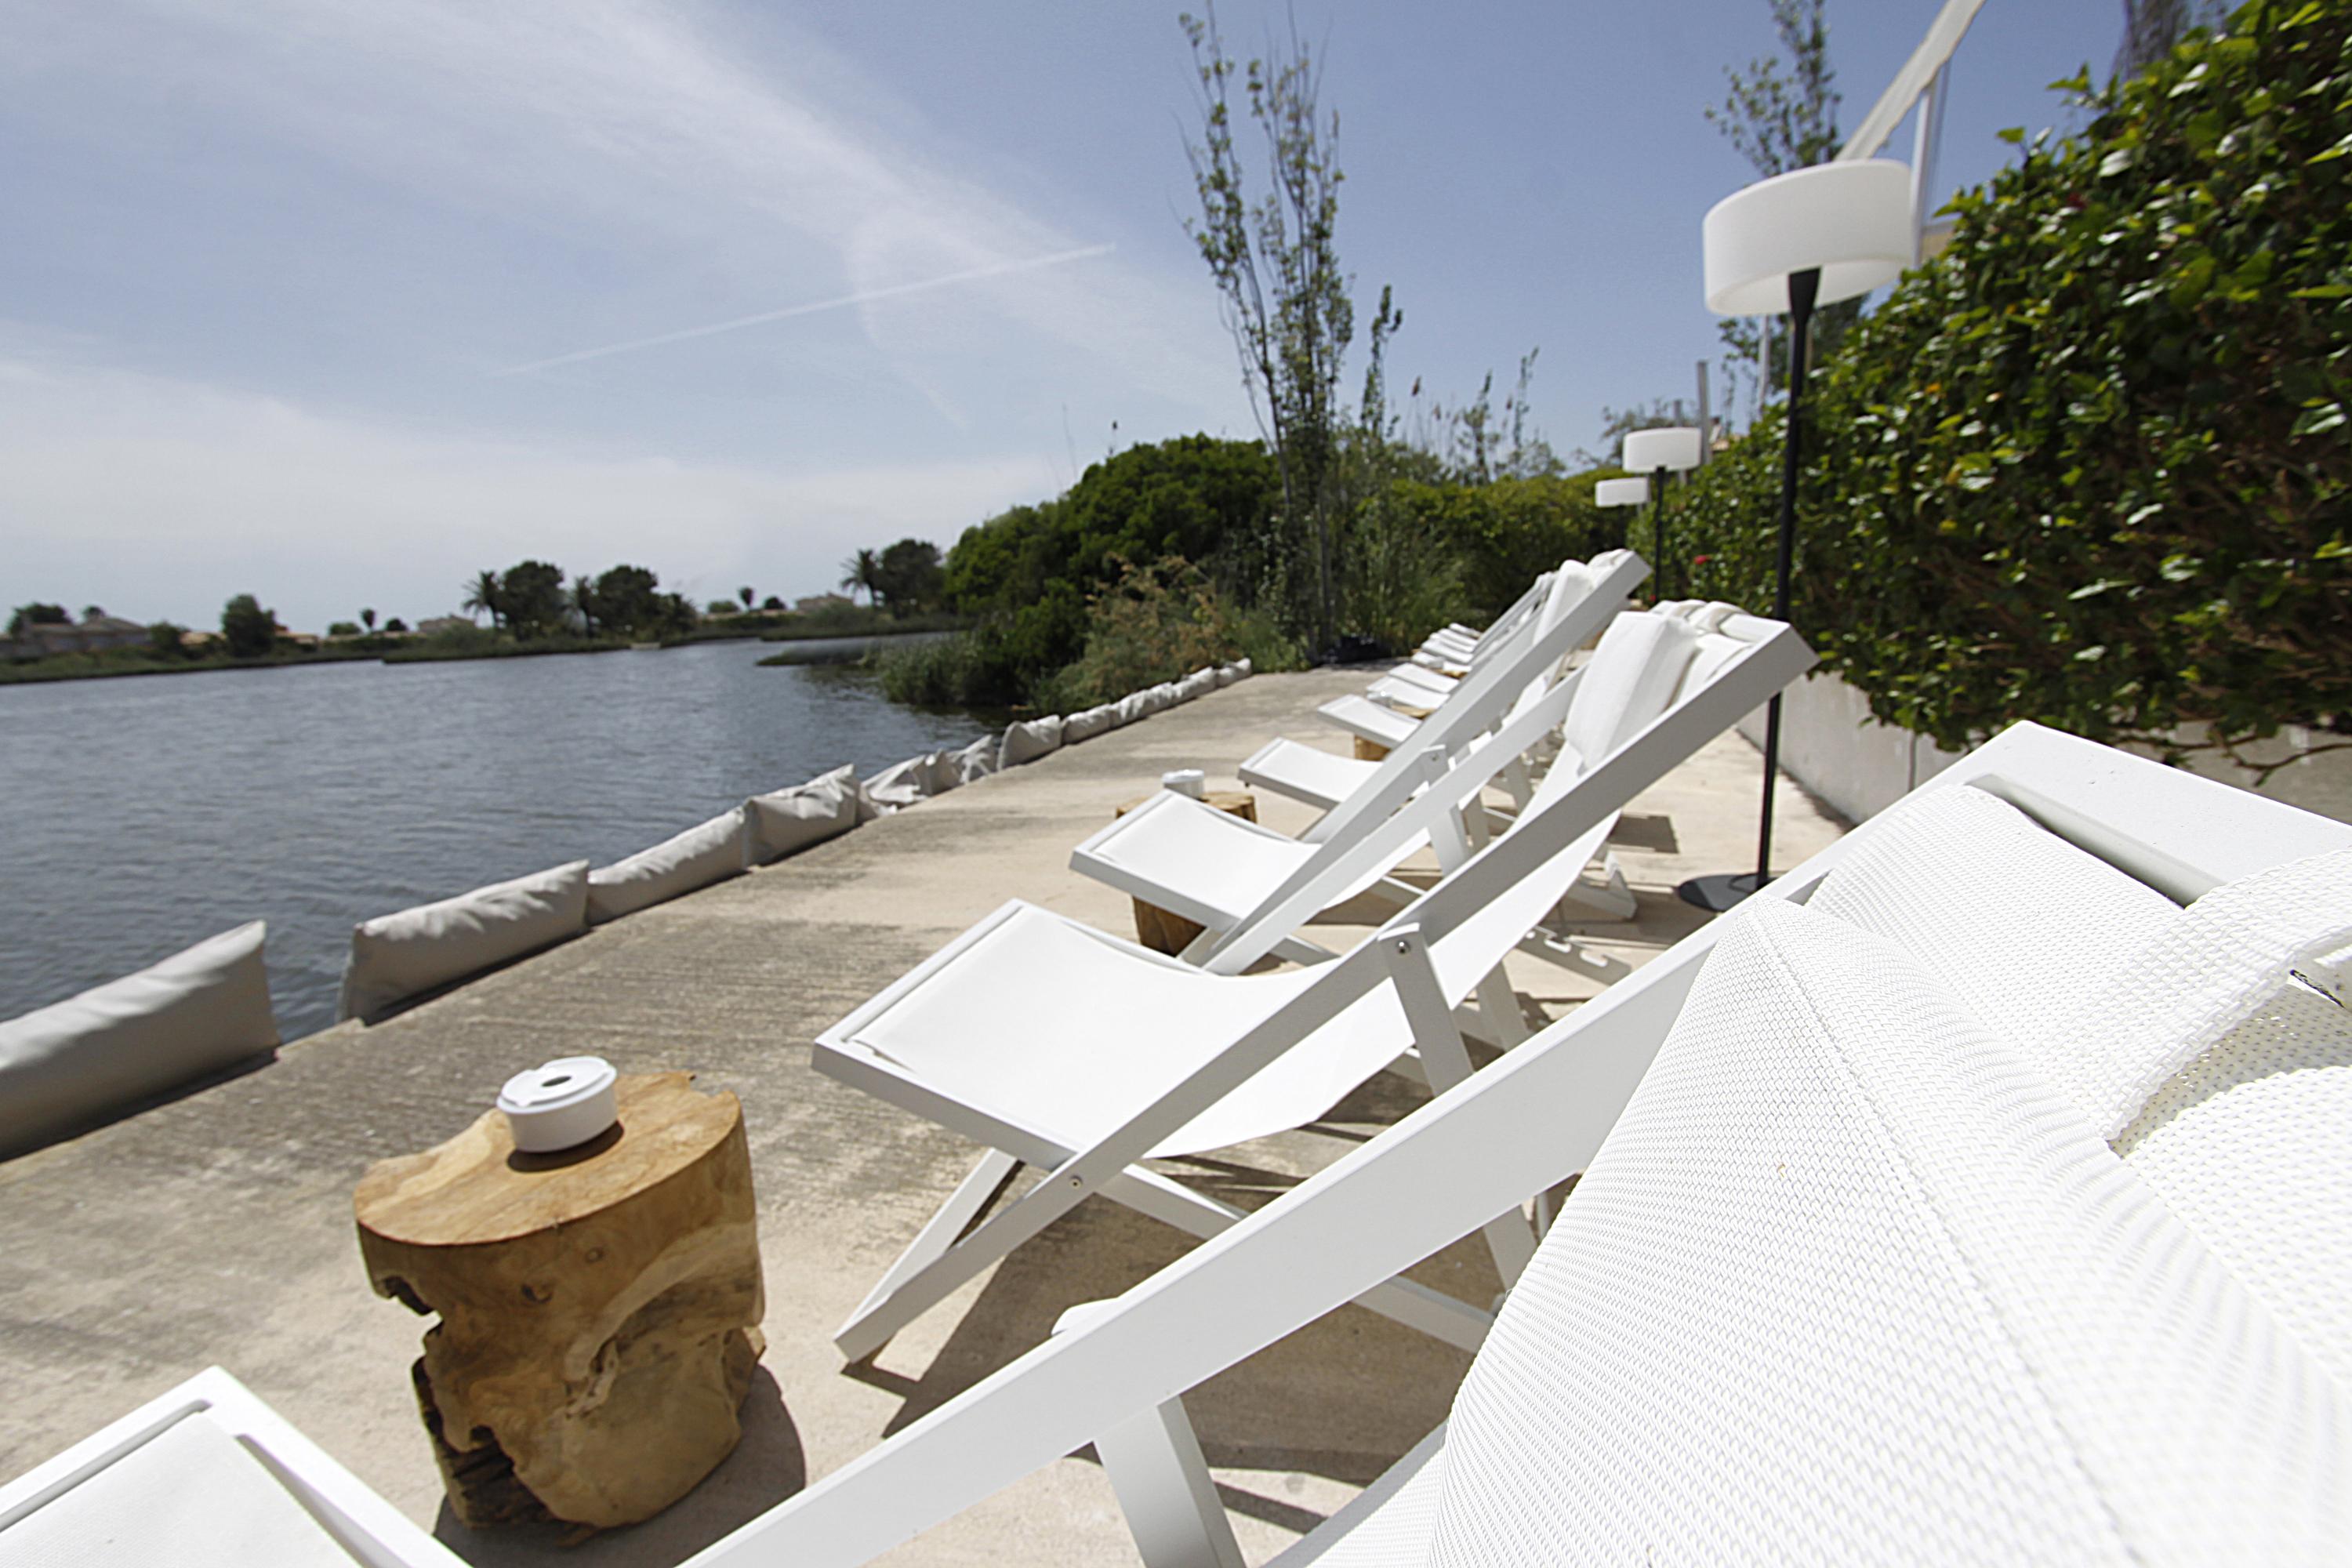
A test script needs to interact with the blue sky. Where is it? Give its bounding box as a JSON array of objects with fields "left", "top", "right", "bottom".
[{"left": 0, "top": 1, "right": 2120, "bottom": 633}]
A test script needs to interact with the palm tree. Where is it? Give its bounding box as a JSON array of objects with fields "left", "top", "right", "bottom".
[
  {"left": 460, "top": 570, "right": 502, "bottom": 628},
  {"left": 738, "top": 585, "right": 755, "bottom": 611},
  {"left": 840, "top": 549, "right": 880, "bottom": 607},
  {"left": 360, "top": 608, "right": 377, "bottom": 632},
  {"left": 569, "top": 575, "right": 598, "bottom": 638}
]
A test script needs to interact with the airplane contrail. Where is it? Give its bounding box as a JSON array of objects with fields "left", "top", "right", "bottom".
[{"left": 493, "top": 243, "right": 1117, "bottom": 376}]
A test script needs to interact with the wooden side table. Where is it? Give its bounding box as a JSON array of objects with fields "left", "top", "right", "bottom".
[
  {"left": 1113, "top": 789, "right": 1258, "bottom": 955},
  {"left": 355, "top": 1072, "right": 764, "bottom": 1530}
]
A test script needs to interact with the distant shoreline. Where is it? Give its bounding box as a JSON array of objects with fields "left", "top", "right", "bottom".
[{"left": 0, "top": 621, "right": 967, "bottom": 687}]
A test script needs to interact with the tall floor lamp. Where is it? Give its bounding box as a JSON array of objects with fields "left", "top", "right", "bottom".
[
  {"left": 1677, "top": 159, "right": 1912, "bottom": 913},
  {"left": 1594, "top": 476, "right": 1648, "bottom": 555},
  {"left": 1621, "top": 426, "right": 1703, "bottom": 599}
]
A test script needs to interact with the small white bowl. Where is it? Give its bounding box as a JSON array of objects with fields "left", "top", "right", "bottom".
[{"left": 498, "top": 1056, "right": 620, "bottom": 1153}]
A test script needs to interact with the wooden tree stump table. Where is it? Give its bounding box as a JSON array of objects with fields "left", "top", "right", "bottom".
[
  {"left": 1113, "top": 789, "right": 1258, "bottom": 955},
  {"left": 354, "top": 1072, "right": 764, "bottom": 1530}
]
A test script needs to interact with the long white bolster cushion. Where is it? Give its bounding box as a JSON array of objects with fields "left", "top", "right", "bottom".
[
  {"left": 338, "top": 862, "right": 589, "bottom": 1023},
  {"left": 750, "top": 764, "right": 869, "bottom": 861},
  {"left": 1, "top": 921, "right": 280, "bottom": 1156},
  {"left": 586, "top": 804, "right": 753, "bottom": 924}
]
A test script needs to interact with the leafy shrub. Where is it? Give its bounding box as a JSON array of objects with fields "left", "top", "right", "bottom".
[
  {"left": 1388, "top": 472, "right": 1624, "bottom": 617},
  {"left": 1034, "top": 556, "right": 1300, "bottom": 711},
  {"left": 220, "top": 593, "right": 276, "bottom": 658},
  {"left": 1340, "top": 484, "right": 1468, "bottom": 655},
  {"left": 1671, "top": 0, "right": 2350, "bottom": 767}
]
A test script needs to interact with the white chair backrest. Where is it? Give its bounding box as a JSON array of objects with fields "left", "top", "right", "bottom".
[{"left": 1305, "top": 550, "right": 1647, "bottom": 849}]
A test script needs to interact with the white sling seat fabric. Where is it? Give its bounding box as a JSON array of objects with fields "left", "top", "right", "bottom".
[
  {"left": 586, "top": 804, "right": 751, "bottom": 923},
  {"left": 0, "top": 922, "right": 278, "bottom": 1158},
  {"left": 338, "top": 861, "right": 587, "bottom": 1022},
  {"left": 1313, "top": 695, "right": 1422, "bottom": 753},
  {"left": 831, "top": 750, "right": 1625, "bottom": 1161},
  {"left": 1096, "top": 613, "right": 1704, "bottom": 941},
  {"left": 0, "top": 1409, "right": 358, "bottom": 1567},
  {"left": 1257, "top": 608, "right": 1699, "bottom": 817},
  {"left": 1423, "top": 900, "right": 2350, "bottom": 1566},
  {"left": 1240, "top": 737, "right": 1383, "bottom": 815}
]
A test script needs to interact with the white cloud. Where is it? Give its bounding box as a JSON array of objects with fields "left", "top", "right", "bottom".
[
  {"left": 0, "top": 354, "right": 1058, "bottom": 631},
  {"left": 13, "top": 0, "right": 1241, "bottom": 417}
]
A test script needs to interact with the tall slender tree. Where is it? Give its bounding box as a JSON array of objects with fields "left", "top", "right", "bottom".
[{"left": 1181, "top": 5, "right": 1361, "bottom": 654}]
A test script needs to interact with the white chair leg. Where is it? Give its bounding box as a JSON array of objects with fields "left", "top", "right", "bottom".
[
  {"left": 833, "top": 1149, "right": 1021, "bottom": 1360},
  {"left": 1095, "top": 1398, "right": 1245, "bottom": 1568}
]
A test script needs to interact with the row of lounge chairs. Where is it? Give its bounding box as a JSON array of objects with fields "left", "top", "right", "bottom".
[{"left": 5, "top": 555, "right": 2347, "bottom": 1565}]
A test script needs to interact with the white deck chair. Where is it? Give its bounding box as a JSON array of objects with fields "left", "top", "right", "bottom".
[
  {"left": 676, "top": 724, "right": 2352, "bottom": 1567},
  {"left": 808, "top": 610, "right": 1806, "bottom": 1365},
  {"left": 1362, "top": 586, "right": 1553, "bottom": 706},
  {"left": 1071, "top": 605, "right": 1813, "bottom": 985},
  {"left": 1231, "top": 551, "right": 1646, "bottom": 857},
  {"left": 0, "top": 1367, "right": 464, "bottom": 1566},
  {"left": 1337, "top": 561, "right": 1623, "bottom": 750}
]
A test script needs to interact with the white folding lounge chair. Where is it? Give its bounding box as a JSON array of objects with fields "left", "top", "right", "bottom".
[
  {"left": 679, "top": 723, "right": 2352, "bottom": 1566},
  {"left": 1333, "top": 557, "right": 1621, "bottom": 750},
  {"left": 809, "top": 608, "right": 1808, "bottom": 1365},
  {"left": 1071, "top": 604, "right": 1813, "bottom": 981},
  {"left": 1362, "top": 579, "right": 1554, "bottom": 708},
  {"left": 1256, "top": 553, "right": 1645, "bottom": 830},
  {"left": 0, "top": 1367, "right": 463, "bottom": 1566}
]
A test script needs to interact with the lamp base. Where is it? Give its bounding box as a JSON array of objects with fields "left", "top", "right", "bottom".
[{"left": 1675, "top": 871, "right": 1772, "bottom": 913}]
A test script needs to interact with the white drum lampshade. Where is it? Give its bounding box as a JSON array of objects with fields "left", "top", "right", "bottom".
[
  {"left": 1594, "top": 477, "right": 1649, "bottom": 508},
  {"left": 1703, "top": 159, "right": 1913, "bottom": 316},
  {"left": 1623, "top": 426, "right": 1703, "bottom": 474}
]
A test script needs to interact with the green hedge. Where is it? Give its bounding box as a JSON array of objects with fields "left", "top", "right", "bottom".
[{"left": 1671, "top": 0, "right": 2350, "bottom": 764}]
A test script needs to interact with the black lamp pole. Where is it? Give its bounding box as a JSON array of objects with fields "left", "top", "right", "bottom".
[
  {"left": 1679, "top": 263, "right": 1817, "bottom": 913},
  {"left": 1648, "top": 465, "right": 1672, "bottom": 599}
]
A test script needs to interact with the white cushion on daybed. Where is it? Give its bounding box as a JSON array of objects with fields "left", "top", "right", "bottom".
[
  {"left": 750, "top": 764, "right": 869, "bottom": 860},
  {"left": 586, "top": 804, "right": 753, "bottom": 924},
  {"left": 339, "top": 862, "right": 588, "bottom": 1022},
  {"left": 1114, "top": 691, "right": 1152, "bottom": 724},
  {"left": 1427, "top": 898, "right": 2349, "bottom": 1566},
  {"left": 0, "top": 922, "right": 280, "bottom": 1157},
  {"left": 1176, "top": 666, "right": 1218, "bottom": 701},
  {"left": 999, "top": 716, "right": 1065, "bottom": 768},
  {"left": 1214, "top": 662, "right": 1245, "bottom": 688}
]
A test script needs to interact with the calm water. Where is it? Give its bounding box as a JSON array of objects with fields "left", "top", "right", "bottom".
[{"left": 0, "top": 642, "right": 993, "bottom": 1038}]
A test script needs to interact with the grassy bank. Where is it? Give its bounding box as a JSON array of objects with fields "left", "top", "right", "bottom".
[
  {"left": 382, "top": 634, "right": 627, "bottom": 664},
  {"left": 0, "top": 647, "right": 381, "bottom": 684},
  {"left": 756, "top": 627, "right": 959, "bottom": 667}
]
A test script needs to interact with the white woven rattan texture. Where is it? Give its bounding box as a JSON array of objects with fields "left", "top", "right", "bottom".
[
  {"left": 1805, "top": 783, "right": 2179, "bottom": 1118},
  {"left": 1422, "top": 901, "right": 2350, "bottom": 1566}
]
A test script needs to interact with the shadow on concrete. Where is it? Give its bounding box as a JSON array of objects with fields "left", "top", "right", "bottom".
[
  {"left": 848, "top": 1129, "right": 1481, "bottom": 1499},
  {"left": 1607, "top": 811, "right": 1680, "bottom": 854},
  {"left": 429, "top": 1367, "right": 803, "bottom": 1565}
]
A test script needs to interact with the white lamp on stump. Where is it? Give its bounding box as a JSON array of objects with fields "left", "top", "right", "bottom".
[
  {"left": 1679, "top": 158, "right": 1912, "bottom": 913},
  {"left": 1621, "top": 426, "right": 1704, "bottom": 599},
  {"left": 1593, "top": 476, "right": 1648, "bottom": 554}
]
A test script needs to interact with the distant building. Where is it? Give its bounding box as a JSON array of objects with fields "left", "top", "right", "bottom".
[
  {"left": 794, "top": 593, "right": 854, "bottom": 614},
  {"left": 6, "top": 611, "right": 150, "bottom": 659}
]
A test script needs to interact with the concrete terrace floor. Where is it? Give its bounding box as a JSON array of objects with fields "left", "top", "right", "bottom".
[{"left": 0, "top": 666, "right": 1846, "bottom": 1566}]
